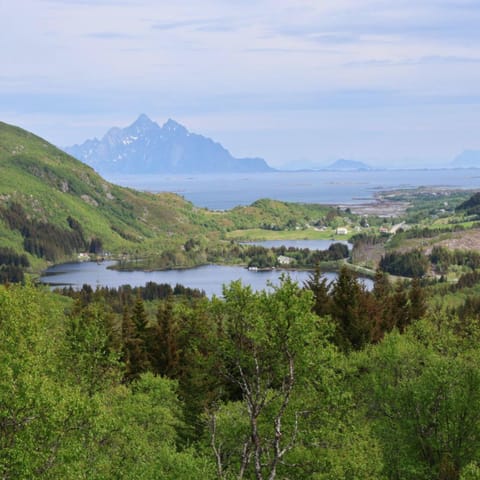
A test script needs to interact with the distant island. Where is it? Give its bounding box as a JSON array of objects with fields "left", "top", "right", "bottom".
[
  {"left": 451, "top": 150, "right": 480, "bottom": 168},
  {"left": 65, "top": 114, "right": 274, "bottom": 175},
  {"left": 323, "top": 159, "right": 375, "bottom": 171}
]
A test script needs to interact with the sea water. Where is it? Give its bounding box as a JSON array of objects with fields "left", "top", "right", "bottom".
[{"left": 106, "top": 169, "right": 480, "bottom": 210}]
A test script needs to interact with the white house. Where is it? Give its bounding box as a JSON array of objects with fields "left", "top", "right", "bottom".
[
  {"left": 336, "top": 227, "right": 348, "bottom": 235},
  {"left": 277, "top": 255, "right": 293, "bottom": 265}
]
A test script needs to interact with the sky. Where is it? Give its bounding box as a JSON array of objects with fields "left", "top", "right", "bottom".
[{"left": 2, "top": 0, "right": 480, "bottom": 168}]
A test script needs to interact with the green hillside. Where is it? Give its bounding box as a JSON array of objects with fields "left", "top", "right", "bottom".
[
  {"left": 0, "top": 121, "right": 218, "bottom": 265},
  {"left": 0, "top": 121, "right": 342, "bottom": 277}
]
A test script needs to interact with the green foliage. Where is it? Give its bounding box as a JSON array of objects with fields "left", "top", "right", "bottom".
[
  {"left": 5, "top": 269, "right": 480, "bottom": 479},
  {"left": 88, "top": 373, "right": 215, "bottom": 480},
  {"left": 151, "top": 296, "right": 180, "bottom": 377},
  {"left": 121, "top": 305, "right": 150, "bottom": 381},
  {"left": 330, "top": 266, "right": 373, "bottom": 350},
  {"left": 226, "top": 198, "right": 333, "bottom": 232},
  {"left": 0, "top": 202, "right": 87, "bottom": 261},
  {"left": 65, "top": 300, "right": 121, "bottom": 395},
  {"left": 455, "top": 270, "right": 480, "bottom": 290},
  {"left": 0, "top": 282, "right": 214, "bottom": 478},
  {"left": 0, "top": 282, "right": 92, "bottom": 479},
  {"left": 456, "top": 192, "right": 480, "bottom": 215},
  {"left": 380, "top": 249, "right": 429, "bottom": 277},
  {"left": 0, "top": 247, "right": 29, "bottom": 282},
  {"left": 350, "top": 232, "right": 388, "bottom": 248},
  {"left": 207, "top": 277, "right": 346, "bottom": 479},
  {"left": 431, "top": 245, "right": 480, "bottom": 273},
  {"left": 304, "top": 265, "right": 332, "bottom": 317},
  {"left": 0, "top": 246, "right": 29, "bottom": 267},
  {"left": 462, "top": 463, "right": 480, "bottom": 480},
  {"left": 358, "top": 328, "right": 480, "bottom": 480}
]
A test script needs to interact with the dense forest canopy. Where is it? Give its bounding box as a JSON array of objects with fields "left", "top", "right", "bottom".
[
  {"left": 2, "top": 270, "right": 480, "bottom": 479},
  {"left": 4, "top": 122, "right": 480, "bottom": 478}
]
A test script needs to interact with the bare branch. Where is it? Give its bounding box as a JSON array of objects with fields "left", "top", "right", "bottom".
[
  {"left": 209, "top": 412, "right": 224, "bottom": 479},
  {"left": 268, "top": 351, "right": 295, "bottom": 480}
]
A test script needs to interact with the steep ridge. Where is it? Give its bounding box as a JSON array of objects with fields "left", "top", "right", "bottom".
[
  {"left": 65, "top": 114, "right": 274, "bottom": 174},
  {"left": 0, "top": 121, "right": 213, "bottom": 264}
]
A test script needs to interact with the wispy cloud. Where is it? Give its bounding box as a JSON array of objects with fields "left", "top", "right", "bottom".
[
  {"left": 84, "top": 32, "right": 137, "bottom": 39},
  {"left": 4, "top": 0, "right": 480, "bottom": 165},
  {"left": 151, "top": 19, "right": 209, "bottom": 31},
  {"left": 274, "top": 26, "right": 361, "bottom": 45},
  {"left": 41, "top": 0, "right": 136, "bottom": 5},
  {"left": 346, "top": 56, "right": 480, "bottom": 68},
  {"left": 244, "top": 47, "right": 320, "bottom": 54},
  {"left": 151, "top": 17, "right": 238, "bottom": 33},
  {"left": 271, "top": 1, "right": 480, "bottom": 47}
]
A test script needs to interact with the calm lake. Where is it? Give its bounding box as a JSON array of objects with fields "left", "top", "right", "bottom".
[
  {"left": 39, "top": 262, "right": 365, "bottom": 297},
  {"left": 39, "top": 240, "right": 368, "bottom": 296},
  {"left": 107, "top": 169, "right": 480, "bottom": 210},
  {"left": 41, "top": 168, "right": 465, "bottom": 293}
]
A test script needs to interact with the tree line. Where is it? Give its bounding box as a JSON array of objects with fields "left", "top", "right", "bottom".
[
  {"left": 244, "top": 243, "right": 349, "bottom": 269},
  {"left": 0, "top": 247, "right": 30, "bottom": 283},
  {"left": 3, "top": 267, "right": 480, "bottom": 479},
  {"left": 0, "top": 202, "right": 97, "bottom": 262}
]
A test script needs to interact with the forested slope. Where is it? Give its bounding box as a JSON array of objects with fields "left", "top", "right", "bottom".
[
  {"left": 3, "top": 270, "right": 480, "bottom": 479},
  {"left": 0, "top": 121, "right": 339, "bottom": 278},
  {"left": 1, "top": 121, "right": 226, "bottom": 253}
]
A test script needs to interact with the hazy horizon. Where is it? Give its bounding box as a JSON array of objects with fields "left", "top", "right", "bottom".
[{"left": 2, "top": 1, "right": 480, "bottom": 168}]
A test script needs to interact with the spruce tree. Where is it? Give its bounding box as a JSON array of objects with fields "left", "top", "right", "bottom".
[
  {"left": 152, "top": 296, "right": 180, "bottom": 377},
  {"left": 304, "top": 265, "right": 331, "bottom": 317},
  {"left": 409, "top": 277, "right": 427, "bottom": 321},
  {"left": 121, "top": 304, "right": 149, "bottom": 381},
  {"left": 132, "top": 294, "right": 149, "bottom": 336},
  {"left": 391, "top": 281, "right": 410, "bottom": 333},
  {"left": 331, "top": 266, "right": 372, "bottom": 350}
]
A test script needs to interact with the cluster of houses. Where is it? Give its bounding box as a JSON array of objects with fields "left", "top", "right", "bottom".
[{"left": 335, "top": 222, "right": 405, "bottom": 236}]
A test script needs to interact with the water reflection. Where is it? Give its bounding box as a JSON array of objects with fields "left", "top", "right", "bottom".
[{"left": 39, "top": 262, "right": 372, "bottom": 297}]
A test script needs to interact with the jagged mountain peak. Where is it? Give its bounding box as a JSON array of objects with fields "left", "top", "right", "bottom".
[
  {"left": 128, "top": 114, "right": 160, "bottom": 134},
  {"left": 133, "top": 113, "right": 154, "bottom": 125},
  {"left": 103, "top": 126, "right": 122, "bottom": 142},
  {"left": 64, "top": 115, "right": 274, "bottom": 175},
  {"left": 162, "top": 118, "right": 187, "bottom": 135},
  {"left": 0, "top": 120, "right": 217, "bottom": 265}
]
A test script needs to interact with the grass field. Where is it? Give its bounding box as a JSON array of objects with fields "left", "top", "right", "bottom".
[{"left": 225, "top": 227, "right": 350, "bottom": 241}]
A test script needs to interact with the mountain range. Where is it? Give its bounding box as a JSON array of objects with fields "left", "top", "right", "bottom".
[{"left": 65, "top": 114, "right": 273, "bottom": 175}]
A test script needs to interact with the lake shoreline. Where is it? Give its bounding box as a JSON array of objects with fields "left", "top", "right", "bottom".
[
  {"left": 38, "top": 238, "right": 375, "bottom": 295},
  {"left": 38, "top": 260, "right": 376, "bottom": 298}
]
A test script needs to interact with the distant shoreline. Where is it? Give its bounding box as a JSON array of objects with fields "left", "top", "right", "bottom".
[{"left": 106, "top": 169, "right": 480, "bottom": 211}]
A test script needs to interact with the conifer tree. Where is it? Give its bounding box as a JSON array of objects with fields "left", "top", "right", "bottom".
[
  {"left": 132, "top": 293, "right": 149, "bottom": 336},
  {"left": 391, "top": 281, "right": 410, "bottom": 333},
  {"left": 373, "top": 268, "right": 391, "bottom": 301},
  {"left": 371, "top": 269, "right": 394, "bottom": 341},
  {"left": 151, "top": 295, "right": 180, "bottom": 377},
  {"left": 409, "top": 277, "right": 427, "bottom": 321},
  {"left": 121, "top": 305, "right": 149, "bottom": 381},
  {"left": 304, "top": 265, "right": 332, "bottom": 317},
  {"left": 331, "top": 266, "right": 372, "bottom": 350}
]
